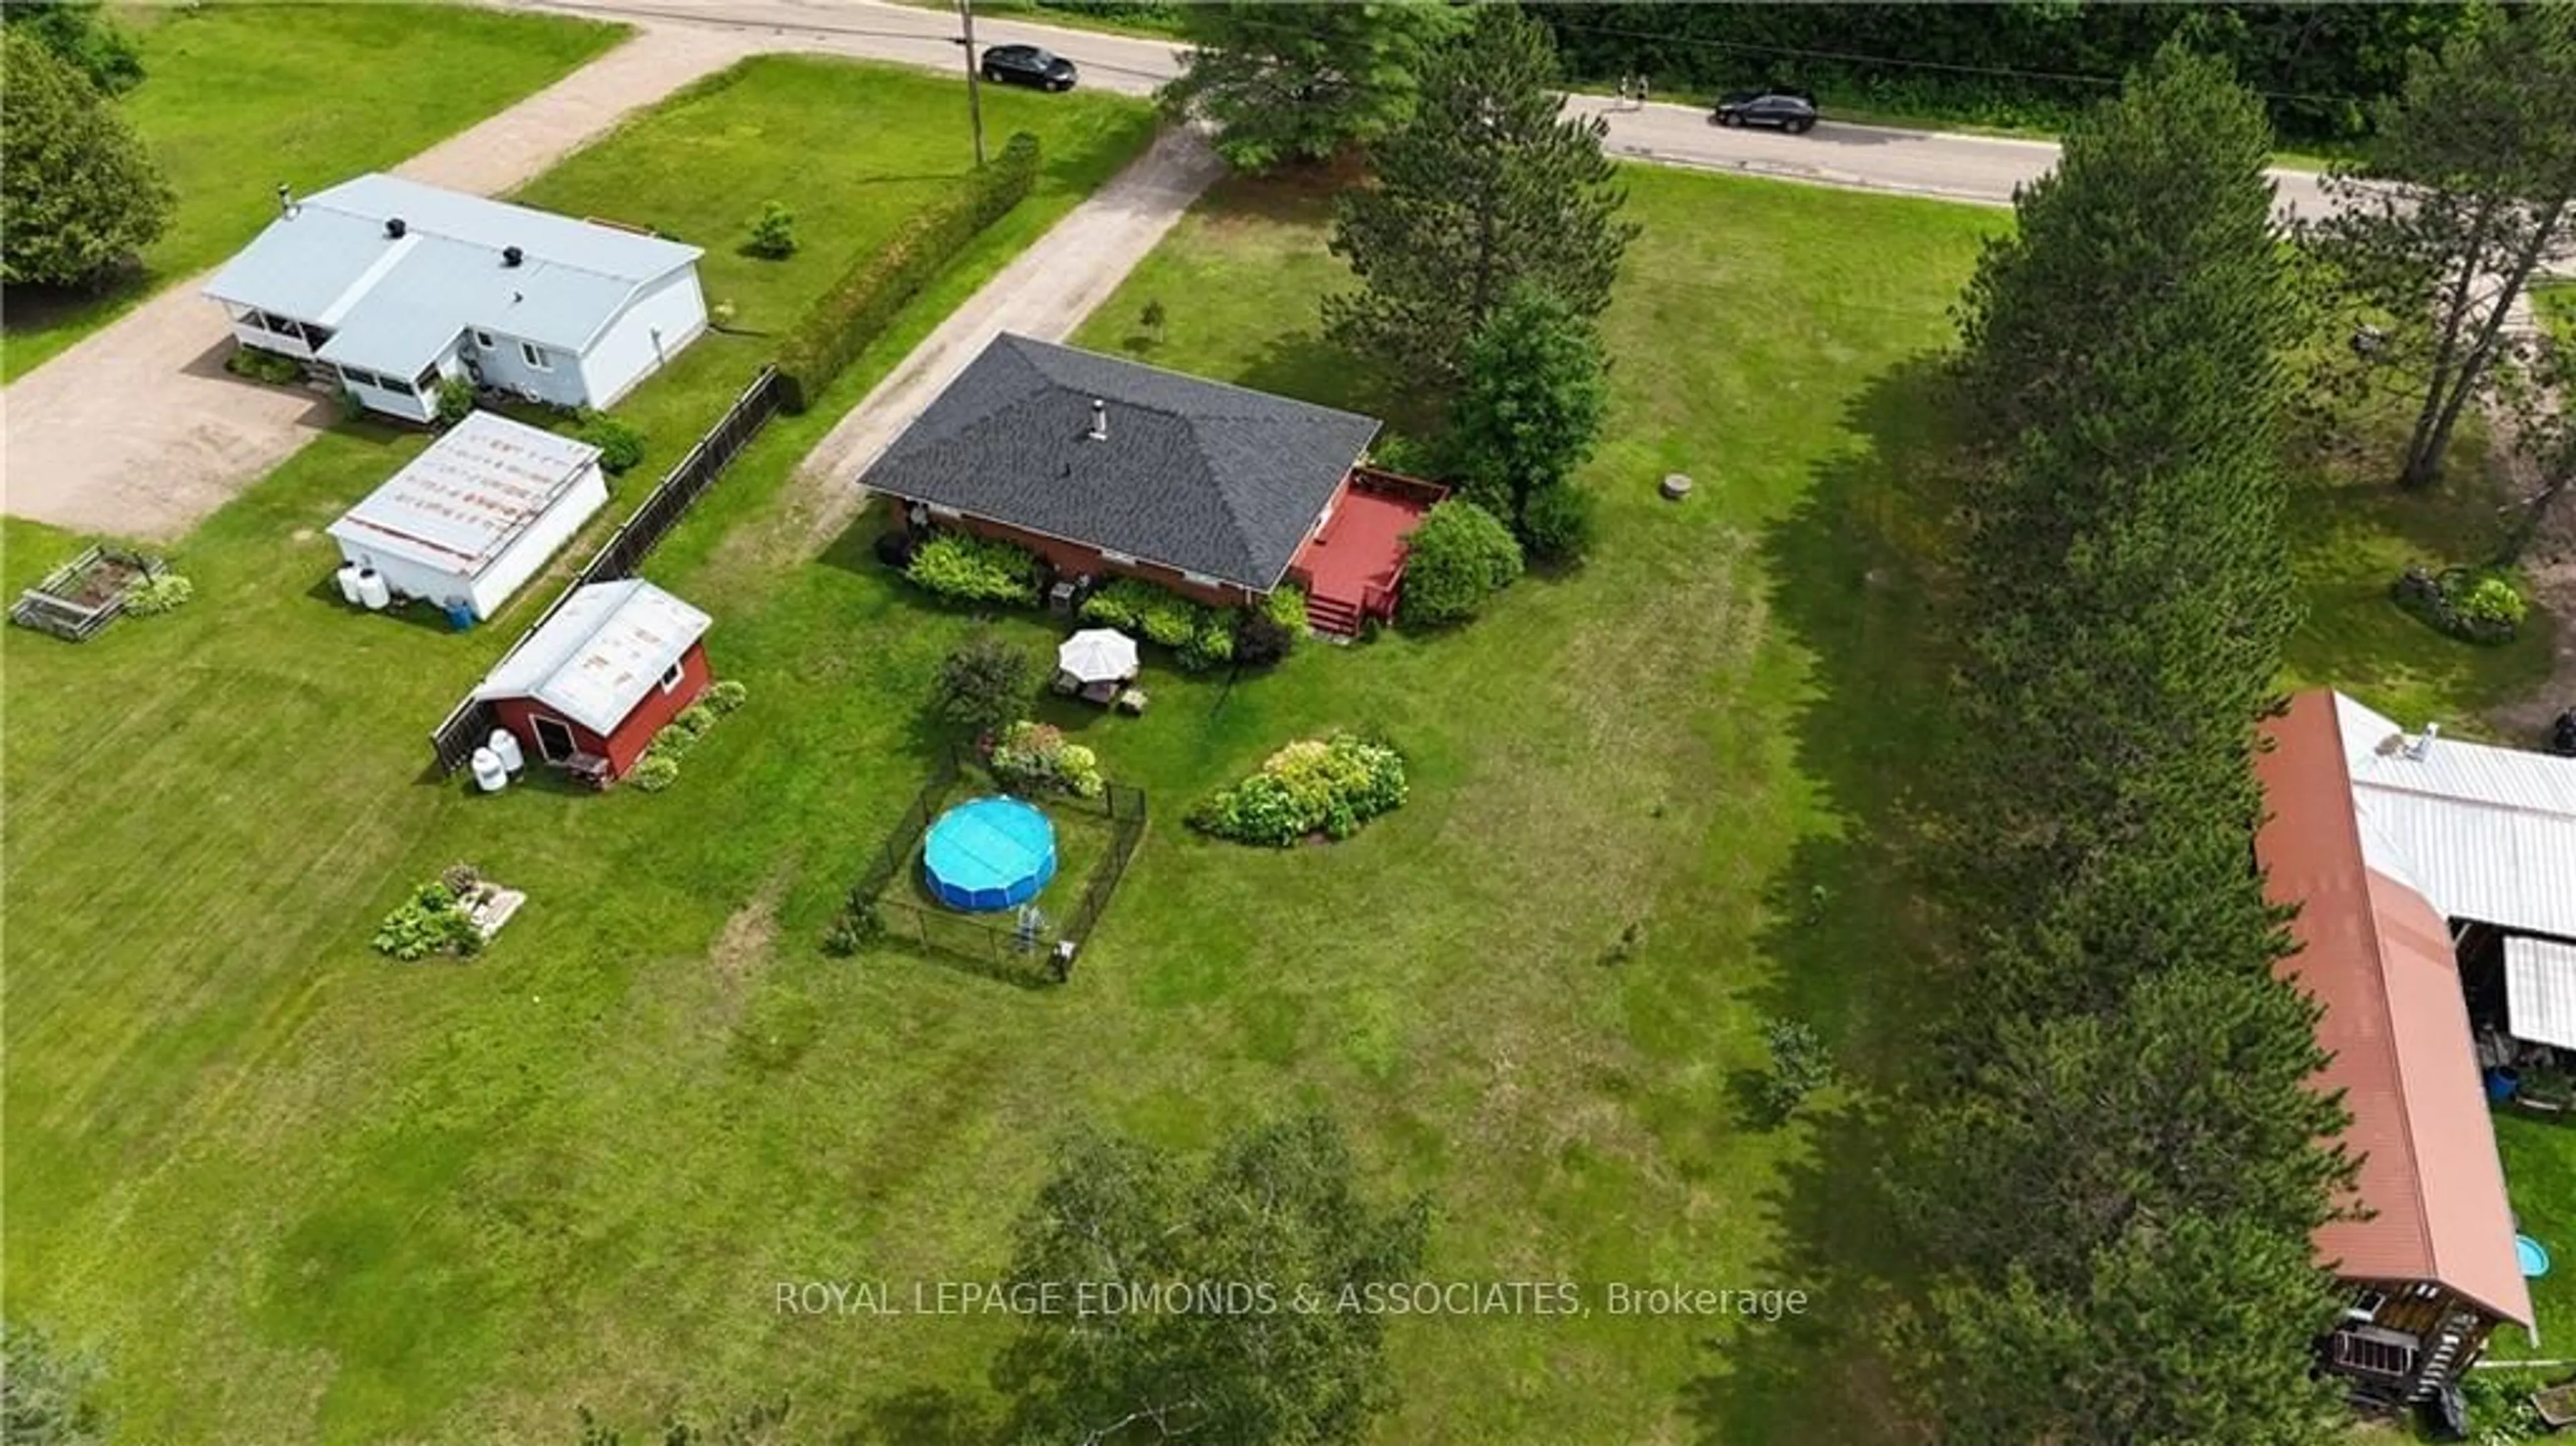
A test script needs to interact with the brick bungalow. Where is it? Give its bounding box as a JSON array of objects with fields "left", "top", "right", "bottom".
[{"left": 859, "top": 333, "right": 1443, "bottom": 635}]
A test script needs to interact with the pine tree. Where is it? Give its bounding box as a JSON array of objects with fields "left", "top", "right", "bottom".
[
  {"left": 1159, "top": 1, "right": 1461, "bottom": 174},
  {"left": 1945, "top": 44, "right": 2298, "bottom": 995},
  {"left": 2309, "top": 3, "right": 2576, "bottom": 490},
  {"left": 1, "top": 29, "right": 172, "bottom": 288},
  {"left": 1324, "top": 5, "right": 1638, "bottom": 384}
]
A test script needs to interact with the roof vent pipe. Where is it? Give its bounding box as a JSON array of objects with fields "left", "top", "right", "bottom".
[
  {"left": 2406, "top": 722, "right": 2442, "bottom": 760},
  {"left": 276, "top": 182, "right": 297, "bottom": 217},
  {"left": 1087, "top": 398, "right": 1107, "bottom": 442},
  {"left": 385, "top": 217, "right": 407, "bottom": 239},
  {"left": 502, "top": 245, "right": 524, "bottom": 268}
]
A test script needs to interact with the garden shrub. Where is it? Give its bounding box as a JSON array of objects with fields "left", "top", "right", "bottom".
[
  {"left": 744, "top": 199, "right": 798, "bottom": 259},
  {"left": 1081, "top": 577, "right": 1236, "bottom": 671},
  {"left": 335, "top": 387, "right": 366, "bottom": 422},
  {"left": 373, "top": 882, "right": 484, "bottom": 961},
  {"left": 647, "top": 723, "right": 696, "bottom": 761},
  {"left": 987, "top": 720, "right": 1106, "bottom": 799},
  {"left": 1759, "top": 1017, "right": 1835, "bottom": 1123},
  {"left": 1188, "top": 734, "right": 1407, "bottom": 846},
  {"left": 906, "top": 531, "right": 1038, "bottom": 605},
  {"left": 936, "top": 632, "right": 1032, "bottom": 738},
  {"left": 775, "top": 132, "right": 1041, "bottom": 412},
  {"left": 1265, "top": 584, "right": 1309, "bottom": 633},
  {"left": 576, "top": 410, "right": 647, "bottom": 474},
  {"left": 1399, "top": 500, "right": 1523, "bottom": 627},
  {"left": 707, "top": 679, "right": 749, "bottom": 714},
  {"left": 120, "top": 572, "right": 192, "bottom": 616},
  {"left": 631, "top": 754, "right": 682, "bottom": 792},
  {"left": 2393, "top": 564, "right": 2529, "bottom": 645},
  {"left": 1236, "top": 610, "right": 1295, "bottom": 668},
  {"left": 225, "top": 346, "right": 303, "bottom": 386},
  {"left": 1519, "top": 482, "right": 1597, "bottom": 563},
  {"left": 433, "top": 376, "right": 476, "bottom": 425},
  {"left": 675, "top": 704, "right": 717, "bottom": 737}
]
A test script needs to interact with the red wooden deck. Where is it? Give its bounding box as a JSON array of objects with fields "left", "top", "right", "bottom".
[{"left": 1291, "top": 480, "right": 1436, "bottom": 634}]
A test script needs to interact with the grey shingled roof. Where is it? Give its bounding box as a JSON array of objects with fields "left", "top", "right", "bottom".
[{"left": 861, "top": 335, "right": 1381, "bottom": 591}]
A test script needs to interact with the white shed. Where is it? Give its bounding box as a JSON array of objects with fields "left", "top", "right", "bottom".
[{"left": 327, "top": 410, "right": 607, "bottom": 621}]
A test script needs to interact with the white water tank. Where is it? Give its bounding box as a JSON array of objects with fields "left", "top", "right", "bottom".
[
  {"left": 470, "top": 746, "right": 508, "bottom": 793},
  {"left": 486, "top": 728, "right": 525, "bottom": 773},
  {"left": 356, "top": 567, "right": 391, "bottom": 611},
  {"left": 335, "top": 563, "right": 365, "bottom": 605}
]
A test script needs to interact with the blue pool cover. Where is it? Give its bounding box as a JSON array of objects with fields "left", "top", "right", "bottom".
[
  {"left": 2521, "top": 1234, "right": 2553, "bottom": 1279},
  {"left": 923, "top": 796, "right": 1059, "bottom": 911}
]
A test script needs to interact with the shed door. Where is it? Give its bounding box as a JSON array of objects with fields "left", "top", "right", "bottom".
[{"left": 530, "top": 714, "right": 578, "bottom": 762}]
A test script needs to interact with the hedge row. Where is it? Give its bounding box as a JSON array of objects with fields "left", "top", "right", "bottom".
[{"left": 775, "top": 131, "right": 1042, "bottom": 413}]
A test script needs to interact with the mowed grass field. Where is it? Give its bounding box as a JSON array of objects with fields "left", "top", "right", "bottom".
[
  {"left": 7, "top": 133, "right": 1996, "bottom": 1437},
  {"left": 11, "top": 70, "right": 2559, "bottom": 1442},
  {"left": 2, "top": 3, "right": 628, "bottom": 382}
]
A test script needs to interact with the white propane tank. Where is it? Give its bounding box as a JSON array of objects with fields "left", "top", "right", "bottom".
[
  {"left": 470, "top": 746, "right": 508, "bottom": 793},
  {"left": 356, "top": 567, "right": 392, "bottom": 612},
  {"left": 486, "top": 728, "right": 525, "bottom": 773},
  {"left": 335, "top": 563, "right": 365, "bottom": 605}
]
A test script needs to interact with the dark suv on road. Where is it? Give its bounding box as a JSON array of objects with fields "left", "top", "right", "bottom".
[
  {"left": 1713, "top": 89, "right": 1819, "bottom": 133},
  {"left": 981, "top": 44, "right": 1077, "bottom": 92}
]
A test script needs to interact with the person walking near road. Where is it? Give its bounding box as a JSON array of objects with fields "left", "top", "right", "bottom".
[
  {"left": 1637, "top": 73, "right": 1650, "bottom": 109},
  {"left": 1616, "top": 73, "right": 1632, "bottom": 109}
]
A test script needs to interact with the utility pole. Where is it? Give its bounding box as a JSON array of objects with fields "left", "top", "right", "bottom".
[{"left": 957, "top": 0, "right": 986, "bottom": 166}]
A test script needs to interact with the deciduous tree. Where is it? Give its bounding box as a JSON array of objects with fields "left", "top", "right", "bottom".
[
  {"left": 934, "top": 631, "right": 1032, "bottom": 740},
  {"left": 1325, "top": 5, "right": 1637, "bottom": 384},
  {"left": 2310, "top": 3, "right": 2576, "bottom": 490},
  {"left": 998, "top": 1115, "right": 1428, "bottom": 1446},
  {"left": 1, "top": 30, "right": 172, "bottom": 289},
  {"left": 1160, "top": 1, "right": 1460, "bottom": 174},
  {"left": 1446, "top": 285, "right": 1609, "bottom": 559}
]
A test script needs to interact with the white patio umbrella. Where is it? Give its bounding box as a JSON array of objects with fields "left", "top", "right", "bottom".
[{"left": 1057, "top": 628, "right": 1139, "bottom": 684}]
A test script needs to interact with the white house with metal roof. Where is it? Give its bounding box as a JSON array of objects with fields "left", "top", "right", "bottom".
[
  {"left": 204, "top": 174, "right": 706, "bottom": 423},
  {"left": 474, "top": 579, "right": 714, "bottom": 780},
  {"left": 329, "top": 410, "right": 606, "bottom": 621}
]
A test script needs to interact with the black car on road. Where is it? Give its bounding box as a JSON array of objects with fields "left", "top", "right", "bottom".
[
  {"left": 981, "top": 44, "right": 1077, "bottom": 92},
  {"left": 1713, "top": 89, "right": 1818, "bottom": 133}
]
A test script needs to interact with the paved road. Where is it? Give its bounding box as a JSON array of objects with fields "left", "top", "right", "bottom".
[
  {"left": 504, "top": 0, "right": 2338, "bottom": 217},
  {"left": 1, "top": 24, "right": 775, "bottom": 541}
]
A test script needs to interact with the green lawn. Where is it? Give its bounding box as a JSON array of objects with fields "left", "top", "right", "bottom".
[
  {"left": 1, "top": 3, "right": 626, "bottom": 382},
  {"left": 2493, "top": 1112, "right": 2576, "bottom": 1361},
  {"left": 5, "top": 127, "right": 1996, "bottom": 1438}
]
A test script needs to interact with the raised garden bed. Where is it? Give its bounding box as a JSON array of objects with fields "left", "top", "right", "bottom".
[{"left": 9, "top": 547, "right": 169, "bottom": 642}]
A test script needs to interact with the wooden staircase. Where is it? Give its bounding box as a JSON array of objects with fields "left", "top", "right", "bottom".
[{"left": 1307, "top": 591, "right": 1364, "bottom": 638}]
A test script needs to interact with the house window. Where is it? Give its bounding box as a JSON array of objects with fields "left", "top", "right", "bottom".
[
  {"left": 1099, "top": 549, "right": 1137, "bottom": 566},
  {"left": 415, "top": 364, "right": 441, "bottom": 392},
  {"left": 341, "top": 368, "right": 380, "bottom": 390},
  {"left": 521, "top": 341, "right": 551, "bottom": 371},
  {"left": 472, "top": 329, "right": 496, "bottom": 350},
  {"left": 658, "top": 661, "right": 684, "bottom": 694},
  {"left": 2346, "top": 1290, "right": 2387, "bottom": 1323}
]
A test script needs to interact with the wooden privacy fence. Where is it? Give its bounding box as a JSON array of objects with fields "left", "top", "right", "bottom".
[{"left": 425, "top": 368, "right": 786, "bottom": 773}]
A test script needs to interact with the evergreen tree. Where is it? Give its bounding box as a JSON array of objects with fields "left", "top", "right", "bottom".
[
  {"left": 998, "top": 1115, "right": 1428, "bottom": 1446},
  {"left": 1945, "top": 44, "right": 2298, "bottom": 991},
  {"left": 2310, "top": 3, "right": 2576, "bottom": 490},
  {"left": 1160, "top": 1, "right": 1461, "bottom": 174},
  {"left": 1324, "top": 5, "right": 1638, "bottom": 383},
  {"left": 1446, "top": 285, "right": 1610, "bottom": 558},
  {"left": 1, "top": 30, "right": 172, "bottom": 288},
  {"left": 1913, "top": 1212, "right": 2346, "bottom": 1446}
]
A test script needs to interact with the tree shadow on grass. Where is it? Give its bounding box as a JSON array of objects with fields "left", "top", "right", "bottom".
[
  {"left": 846, "top": 1384, "right": 1002, "bottom": 1445},
  {"left": 1677, "top": 357, "right": 1968, "bottom": 1446}
]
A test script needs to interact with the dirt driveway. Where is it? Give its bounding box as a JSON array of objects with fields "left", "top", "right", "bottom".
[{"left": 0, "top": 25, "right": 765, "bottom": 543}]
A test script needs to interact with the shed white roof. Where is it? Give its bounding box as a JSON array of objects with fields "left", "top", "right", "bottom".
[
  {"left": 2334, "top": 693, "right": 2576, "bottom": 940},
  {"left": 2506, "top": 936, "right": 2576, "bottom": 1051},
  {"left": 476, "top": 579, "right": 711, "bottom": 735},
  {"left": 327, "top": 411, "right": 602, "bottom": 581},
  {"left": 203, "top": 174, "right": 700, "bottom": 373}
]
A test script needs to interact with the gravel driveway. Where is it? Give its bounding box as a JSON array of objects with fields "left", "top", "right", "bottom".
[{"left": 1, "top": 25, "right": 767, "bottom": 542}]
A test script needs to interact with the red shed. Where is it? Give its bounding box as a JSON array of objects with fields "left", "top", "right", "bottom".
[{"left": 474, "top": 578, "right": 712, "bottom": 781}]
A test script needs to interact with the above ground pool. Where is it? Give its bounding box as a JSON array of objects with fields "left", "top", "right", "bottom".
[{"left": 922, "top": 796, "right": 1059, "bottom": 911}]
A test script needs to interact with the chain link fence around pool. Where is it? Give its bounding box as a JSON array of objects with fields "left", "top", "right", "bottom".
[{"left": 839, "top": 746, "right": 1147, "bottom": 983}]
